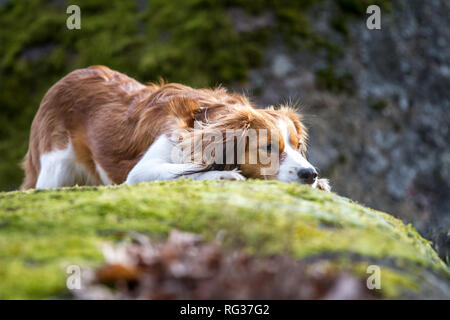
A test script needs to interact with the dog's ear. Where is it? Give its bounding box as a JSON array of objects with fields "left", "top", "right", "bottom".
[
  {"left": 264, "top": 106, "right": 308, "bottom": 147},
  {"left": 168, "top": 97, "right": 201, "bottom": 129},
  {"left": 193, "top": 110, "right": 253, "bottom": 171},
  {"left": 263, "top": 107, "right": 308, "bottom": 155},
  {"left": 177, "top": 107, "right": 273, "bottom": 171},
  {"left": 279, "top": 107, "right": 308, "bottom": 145}
]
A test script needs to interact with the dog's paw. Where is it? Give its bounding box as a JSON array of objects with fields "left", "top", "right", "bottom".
[
  {"left": 315, "top": 178, "right": 331, "bottom": 192},
  {"left": 200, "top": 170, "right": 246, "bottom": 181},
  {"left": 219, "top": 171, "right": 246, "bottom": 181}
]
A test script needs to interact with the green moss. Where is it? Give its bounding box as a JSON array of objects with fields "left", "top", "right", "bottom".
[
  {"left": 349, "top": 262, "right": 418, "bottom": 298},
  {"left": 0, "top": 180, "right": 447, "bottom": 299}
]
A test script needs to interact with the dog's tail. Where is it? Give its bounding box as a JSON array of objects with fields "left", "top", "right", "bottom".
[{"left": 20, "top": 149, "right": 39, "bottom": 190}]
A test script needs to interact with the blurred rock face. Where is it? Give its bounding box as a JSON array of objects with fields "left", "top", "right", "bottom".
[{"left": 241, "top": 0, "right": 450, "bottom": 260}]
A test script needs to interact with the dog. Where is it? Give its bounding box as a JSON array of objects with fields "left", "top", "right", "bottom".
[{"left": 20, "top": 66, "right": 330, "bottom": 191}]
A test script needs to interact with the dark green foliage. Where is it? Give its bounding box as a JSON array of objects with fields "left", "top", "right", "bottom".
[
  {"left": 370, "top": 99, "right": 389, "bottom": 112},
  {"left": 336, "top": 0, "right": 391, "bottom": 15}
]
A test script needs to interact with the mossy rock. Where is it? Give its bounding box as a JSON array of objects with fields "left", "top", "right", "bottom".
[{"left": 0, "top": 180, "right": 449, "bottom": 299}]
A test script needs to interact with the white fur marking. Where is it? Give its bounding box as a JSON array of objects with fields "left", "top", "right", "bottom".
[
  {"left": 36, "top": 142, "right": 98, "bottom": 189},
  {"left": 277, "top": 119, "right": 315, "bottom": 183},
  {"left": 96, "top": 163, "right": 113, "bottom": 185}
]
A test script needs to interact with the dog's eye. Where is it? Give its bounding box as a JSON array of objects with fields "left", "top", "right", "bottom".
[{"left": 266, "top": 144, "right": 273, "bottom": 153}]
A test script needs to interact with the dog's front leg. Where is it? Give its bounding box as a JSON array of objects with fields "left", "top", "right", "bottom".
[
  {"left": 124, "top": 135, "right": 203, "bottom": 184},
  {"left": 125, "top": 135, "right": 246, "bottom": 184},
  {"left": 184, "top": 169, "right": 245, "bottom": 181},
  {"left": 125, "top": 162, "right": 205, "bottom": 185},
  {"left": 125, "top": 162, "right": 246, "bottom": 184}
]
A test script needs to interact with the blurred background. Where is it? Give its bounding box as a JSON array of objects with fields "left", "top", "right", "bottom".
[{"left": 0, "top": 0, "right": 448, "bottom": 261}]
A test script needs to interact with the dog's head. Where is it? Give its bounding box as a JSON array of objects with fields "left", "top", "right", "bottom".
[
  {"left": 240, "top": 106, "right": 327, "bottom": 189},
  {"left": 175, "top": 98, "right": 328, "bottom": 190},
  {"left": 262, "top": 107, "right": 319, "bottom": 185}
]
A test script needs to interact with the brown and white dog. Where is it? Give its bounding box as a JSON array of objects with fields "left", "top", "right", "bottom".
[{"left": 21, "top": 66, "right": 329, "bottom": 191}]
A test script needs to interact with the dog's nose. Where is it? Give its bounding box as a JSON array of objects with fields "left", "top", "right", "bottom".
[{"left": 297, "top": 168, "right": 318, "bottom": 184}]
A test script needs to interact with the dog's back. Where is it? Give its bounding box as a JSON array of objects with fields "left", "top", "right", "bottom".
[
  {"left": 21, "top": 66, "right": 153, "bottom": 189},
  {"left": 21, "top": 66, "right": 236, "bottom": 189}
]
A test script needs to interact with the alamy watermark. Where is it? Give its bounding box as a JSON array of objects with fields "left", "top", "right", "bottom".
[
  {"left": 66, "top": 263, "right": 382, "bottom": 291},
  {"left": 366, "top": 265, "right": 381, "bottom": 290},
  {"left": 169, "top": 123, "right": 281, "bottom": 176},
  {"left": 66, "top": 264, "right": 82, "bottom": 290},
  {"left": 66, "top": 5, "right": 81, "bottom": 30},
  {"left": 66, "top": 4, "right": 381, "bottom": 31},
  {"left": 366, "top": 5, "right": 381, "bottom": 30}
]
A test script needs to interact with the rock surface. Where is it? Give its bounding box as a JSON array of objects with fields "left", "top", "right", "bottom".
[{"left": 238, "top": 0, "right": 450, "bottom": 262}]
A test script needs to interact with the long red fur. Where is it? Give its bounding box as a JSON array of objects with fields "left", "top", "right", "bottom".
[{"left": 21, "top": 66, "right": 308, "bottom": 189}]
